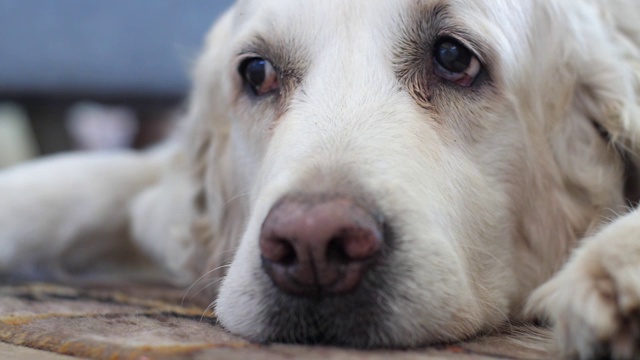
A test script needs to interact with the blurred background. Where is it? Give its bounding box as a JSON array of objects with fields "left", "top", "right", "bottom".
[{"left": 0, "top": 0, "right": 233, "bottom": 169}]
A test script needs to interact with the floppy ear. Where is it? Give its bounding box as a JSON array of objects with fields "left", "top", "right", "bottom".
[
  {"left": 514, "top": 2, "right": 640, "bottom": 268},
  {"left": 180, "top": 8, "right": 246, "bottom": 283},
  {"left": 569, "top": 3, "right": 640, "bottom": 152},
  {"left": 567, "top": 2, "right": 640, "bottom": 205},
  {"left": 127, "top": 9, "right": 242, "bottom": 286}
]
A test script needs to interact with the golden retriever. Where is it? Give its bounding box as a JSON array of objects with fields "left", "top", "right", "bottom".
[{"left": 1, "top": 0, "right": 640, "bottom": 358}]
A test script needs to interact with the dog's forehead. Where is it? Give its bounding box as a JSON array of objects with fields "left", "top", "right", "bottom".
[
  {"left": 230, "top": 0, "right": 535, "bottom": 74},
  {"left": 232, "top": 0, "right": 534, "bottom": 37},
  {"left": 231, "top": 1, "right": 404, "bottom": 45}
]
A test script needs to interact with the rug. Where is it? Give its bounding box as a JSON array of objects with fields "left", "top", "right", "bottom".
[{"left": 0, "top": 283, "right": 553, "bottom": 359}]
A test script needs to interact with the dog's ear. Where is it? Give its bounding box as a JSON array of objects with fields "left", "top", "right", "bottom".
[
  {"left": 525, "top": 2, "right": 640, "bottom": 245},
  {"left": 180, "top": 8, "right": 245, "bottom": 283},
  {"left": 569, "top": 4, "right": 640, "bottom": 153},
  {"left": 568, "top": 3, "right": 640, "bottom": 204}
]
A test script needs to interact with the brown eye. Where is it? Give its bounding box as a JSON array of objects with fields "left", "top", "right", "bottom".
[
  {"left": 434, "top": 38, "right": 482, "bottom": 87},
  {"left": 239, "top": 57, "right": 280, "bottom": 96}
]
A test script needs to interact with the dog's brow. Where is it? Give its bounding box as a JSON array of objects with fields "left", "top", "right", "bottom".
[
  {"left": 398, "top": 2, "right": 492, "bottom": 66},
  {"left": 238, "top": 35, "right": 308, "bottom": 85}
]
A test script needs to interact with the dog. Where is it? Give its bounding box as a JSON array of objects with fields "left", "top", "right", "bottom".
[{"left": 1, "top": 0, "right": 640, "bottom": 358}]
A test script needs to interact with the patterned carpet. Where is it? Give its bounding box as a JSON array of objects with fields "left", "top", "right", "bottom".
[{"left": 0, "top": 283, "right": 553, "bottom": 359}]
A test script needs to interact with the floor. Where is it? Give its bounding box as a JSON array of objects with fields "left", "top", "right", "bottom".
[{"left": 0, "top": 283, "right": 554, "bottom": 360}]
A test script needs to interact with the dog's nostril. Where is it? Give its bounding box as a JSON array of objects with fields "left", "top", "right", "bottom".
[
  {"left": 260, "top": 195, "right": 383, "bottom": 296},
  {"left": 260, "top": 236, "right": 297, "bottom": 265},
  {"left": 327, "top": 236, "right": 351, "bottom": 264},
  {"left": 277, "top": 238, "right": 297, "bottom": 266}
]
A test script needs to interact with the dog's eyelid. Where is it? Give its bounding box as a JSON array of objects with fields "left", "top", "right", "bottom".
[
  {"left": 236, "top": 38, "right": 289, "bottom": 74},
  {"left": 435, "top": 31, "right": 488, "bottom": 66},
  {"left": 236, "top": 50, "right": 286, "bottom": 80},
  {"left": 237, "top": 52, "right": 273, "bottom": 67}
]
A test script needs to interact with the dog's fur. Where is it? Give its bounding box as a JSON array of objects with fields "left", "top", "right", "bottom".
[{"left": 2, "top": 0, "right": 640, "bottom": 358}]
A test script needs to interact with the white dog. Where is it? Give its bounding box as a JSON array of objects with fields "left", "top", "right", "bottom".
[{"left": 1, "top": 0, "right": 640, "bottom": 358}]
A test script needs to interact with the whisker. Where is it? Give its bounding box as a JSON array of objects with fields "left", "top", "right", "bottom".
[
  {"left": 201, "top": 301, "right": 217, "bottom": 322},
  {"left": 188, "top": 276, "right": 228, "bottom": 301},
  {"left": 181, "top": 264, "right": 232, "bottom": 306},
  {"left": 222, "top": 192, "right": 251, "bottom": 211}
]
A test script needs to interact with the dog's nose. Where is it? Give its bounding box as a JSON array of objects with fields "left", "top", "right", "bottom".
[{"left": 260, "top": 195, "right": 383, "bottom": 296}]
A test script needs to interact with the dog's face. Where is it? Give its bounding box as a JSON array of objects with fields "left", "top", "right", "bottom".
[{"left": 196, "top": 0, "right": 630, "bottom": 348}]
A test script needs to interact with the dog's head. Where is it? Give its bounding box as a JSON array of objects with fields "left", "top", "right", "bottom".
[{"left": 186, "top": 0, "right": 640, "bottom": 348}]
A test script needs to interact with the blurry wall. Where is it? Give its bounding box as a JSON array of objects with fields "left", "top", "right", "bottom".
[
  {"left": 0, "top": 0, "right": 234, "bottom": 165},
  {"left": 0, "top": 0, "right": 234, "bottom": 97}
]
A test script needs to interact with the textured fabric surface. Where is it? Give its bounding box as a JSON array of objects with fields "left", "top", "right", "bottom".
[{"left": 0, "top": 283, "right": 553, "bottom": 359}]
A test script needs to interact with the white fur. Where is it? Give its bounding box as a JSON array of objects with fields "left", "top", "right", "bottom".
[{"left": 1, "top": 0, "right": 640, "bottom": 357}]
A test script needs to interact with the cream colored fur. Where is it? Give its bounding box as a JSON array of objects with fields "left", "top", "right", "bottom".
[{"left": 1, "top": 0, "right": 640, "bottom": 358}]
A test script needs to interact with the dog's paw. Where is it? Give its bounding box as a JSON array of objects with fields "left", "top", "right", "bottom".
[{"left": 528, "top": 221, "right": 640, "bottom": 359}]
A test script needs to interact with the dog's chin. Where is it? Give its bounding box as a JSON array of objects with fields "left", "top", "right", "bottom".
[
  {"left": 231, "top": 284, "right": 474, "bottom": 349},
  {"left": 253, "top": 274, "right": 396, "bottom": 348},
  {"left": 219, "top": 264, "right": 473, "bottom": 349},
  {"left": 217, "top": 243, "right": 485, "bottom": 347}
]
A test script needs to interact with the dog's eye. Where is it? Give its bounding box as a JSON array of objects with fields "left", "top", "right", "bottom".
[
  {"left": 434, "top": 38, "right": 481, "bottom": 87},
  {"left": 239, "top": 57, "right": 280, "bottom": 96}
]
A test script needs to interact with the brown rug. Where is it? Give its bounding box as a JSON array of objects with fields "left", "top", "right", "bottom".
[{"left": 0, "top": 283, "right": 553, "bottom": 359}]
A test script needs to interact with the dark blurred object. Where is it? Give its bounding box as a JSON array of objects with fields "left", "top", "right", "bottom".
[
  {"left": 0, "top": 0, "right": 233, "bottom": 155},
  {"left": 22, "top": 98, "right": 180, "bottom": 154}
]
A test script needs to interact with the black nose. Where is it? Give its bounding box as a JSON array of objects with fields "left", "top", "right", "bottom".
[{"left": 259, "top": 195, "right": 383, "bottom": 296}]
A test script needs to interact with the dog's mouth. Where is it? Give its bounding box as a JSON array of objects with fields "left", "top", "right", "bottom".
[{"left": 256, "top": 269, "right": 396, "bottom": 348}]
